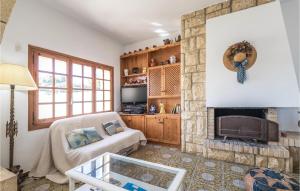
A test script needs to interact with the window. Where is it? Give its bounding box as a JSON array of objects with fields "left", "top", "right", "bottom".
[{"left": 28, "top": 46, "right": 114, "bottom": 130}]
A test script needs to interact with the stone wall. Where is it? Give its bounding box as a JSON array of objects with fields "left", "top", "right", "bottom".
[
  {"left": 180, "top": 0, "right": 274, "bottom": 153},
  {"left": 0, "top": 0, "right": 16, "bottom": 42}
]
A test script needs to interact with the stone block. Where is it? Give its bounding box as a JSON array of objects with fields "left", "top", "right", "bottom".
[
  {"left": 182, "top": 74, "right": 192, "bottom": 90},
  {"left": 185, "top": 52, "right": 198, "bottom": 66},
  {"left": 185, "top": 65, "right": 197, "bottom": 73},
  {"left": 186, "top": 119, "right": 196, "bottom": 133},
  {"left": 197, "top": 64, "right": 206, "bottom": 72},
  {"left": 186, "top": 143, "right": 197, "bottom": 153},
  {"left": 268, "top": 157, "right": 285, "bottom": 171},
  {"left": 199, "top": 25, "right": 206, "bottom": 35},
  {"left": 192, "top": 83, "right": 205, "bottom": 100},
  {"left": 199, "top": 49, "right": 206, "bottom": 64},
  {"left": 196, "top": 35, "right": 206, "bottom": 50},
  {"left": 192, "top": 72, "right": 205, "bottom": 83},
  {"left": 182, "top": 12, "right": 196, "bottom": 20},
  {"left": 206, "top": 8, "right": 230, "bottom": 19},
  {"left": 235, "top": 153, "right": 255, "bottom": 166},
  {"left": 207, "top": 148, "right": 235, "bottom": 162},
  {"left": 222, "top": 1, "right": 231, "bottom": 8},
  {"left": 206, "top": 3, "right": 222, "bottom": 14},
  {"left": 232, "top": 0, "right": 256, "bottom": 12},
  {"left": 185, "top": 90, "right": 193, "bottom": 100},
  {"left": 191, "top": 27, "right": 201, "bottom": 37},
  {"left": 190, "top": 100, "right": 205, "bottom": 112},
  {"left": 255, "top": 155, "right": 268, "bottom": 167},
  {"left": 182, "top": 111, "right": 196, "bottom": 120},
  {"left": 257, "top": 0, "right": 273, "bottom": 5},
  {"left": 1, "top": 0, "right": 16, "bottom": 23},
  {"left": 184, "top": 28, "right": 191, "bottom": 38}
]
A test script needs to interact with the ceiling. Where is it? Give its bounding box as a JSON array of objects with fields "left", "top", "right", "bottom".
[{"left": 40, "top": 0, "right": 223, "bottom": 45}]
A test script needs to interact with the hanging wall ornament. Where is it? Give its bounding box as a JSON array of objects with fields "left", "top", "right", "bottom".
[{"left": 223, "top": 41, "right": 257, "bottom": 84}]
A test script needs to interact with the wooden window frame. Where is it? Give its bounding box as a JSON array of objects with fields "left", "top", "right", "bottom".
[{"left": 28, "top": 45, "right": 114, "bottom": 131}]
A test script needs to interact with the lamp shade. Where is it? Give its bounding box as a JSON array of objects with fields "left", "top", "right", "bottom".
[{"left": 0, "top": 64, "right": 37, "bottom": 90}]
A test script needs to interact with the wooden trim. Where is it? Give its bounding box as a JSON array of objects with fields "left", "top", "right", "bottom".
[{"left": 28, "top": 45, "right": 114, "bottom": 131}]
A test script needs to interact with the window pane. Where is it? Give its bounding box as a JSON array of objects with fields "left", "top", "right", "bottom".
[
  {"left": 73, "top": 90, "right": 82, "bottom": 102},
  {"left": 38, "top": 104, "right": 52, "bottom": 119},
  {"left": 73, "top": 102, "right": 82, "bottom": 115},
  {"left": 83, "top": 78, "right": 92, "bottom": 89},
  {"left": 96, "top": 68, "right": 103, "bottom": 79},
  {"left": 84, "top": 90, "right": 92, "bottom": 101},
  {"left": 96, "top": 80, "right": 103, "bottom": 90},
  {"left": 104, "top": 101, "right": 111, "bottom": 111},
  {"left": 83, "top": 66, "right": 92, "bottom": 77},
  {"left": 73, "top": 77, "right": 82, "bottom": 89},
  {"left": 38, "top": 56, "right": 52, "bottom": 72},
  {"left": 104, "top": 80, "right": 110, "bottom": 90},
  {"left": 96, "top": 102, "right": 103, "bottom": 112},
  {"left": 84, "top": 102, "right": 92, "bottom": 114},
  {"left": 55, "top": 104, "right": 67, "bottom": 117},
  {"left": 55, "top": 89, "right": 67, "bottom": 102},
  {"left": 55, "top": 59, "right": 67, "bottom": 74},
  {"left": 104, "top": 91, "right": 110, "bottom": 100},
  {"left": 55, "top": 74, "right": 67, "bottom": 88},
  {"left": 73, "top": 64, "right": 82, "bottom": 76},
  {"left": 38, "top": 89, "right": 52, "bottom": 103},
  {"left": 96, "top": 91, "right": 103, "bottom": 101},
  {"left": 39, "top": 72, "right": 53, "bottom": 87},
  {"left": 104, "top": 70, "right": 110, "bottom": 80}
]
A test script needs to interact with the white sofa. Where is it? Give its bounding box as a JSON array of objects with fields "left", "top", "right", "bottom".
[{"left": 30, "top": 112, "right": 146, "bottom": 184}]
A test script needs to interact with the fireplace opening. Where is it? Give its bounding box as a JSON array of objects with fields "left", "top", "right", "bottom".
[{"left": 214, "top": 108, "right": 279, "bottom": 143}]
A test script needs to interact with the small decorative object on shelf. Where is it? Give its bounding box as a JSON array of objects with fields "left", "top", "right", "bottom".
[
  {"left": 124, "top": 69, "right": 129, "bottom": 76},
  {"left": 163, "top": 39, "right": 171, "bottom": 45},
  {"left": 159, "top": 103, "right": 166, "bottom": 114},
  {"left": 175, "top": 35, "right": 181, "bottom": 42},
  {"left": 153, "top": 45, "right": 157, "bottom": 48},
  {"left": 150, "top": 58, "right": 156, "bottom": 67},
  {"left": 132, "top": 67, "right": 139, "bottom": 74},
  {"left": 149, "top": 104, "right": 157, "bottom": 114},
  {"left": 128, "top": 51, "right": 132, "bottom": 54},
  {"left": 123, "top": 52, "right": 127, "bottom": 56},
  {"left": 145, "top": 47, "right": 149, "bottom": 50},
  {"left": 139, "top": 48, "right": 142, "bottom": 51},
  {"left": 134, "top": 50, "right": 137, "bottom": 53},
  {"left": 169, "top": 55, "right": 176, "bottom": 64},
  {"left": 142, "top": 67, "right": 147, "bottom": 74},
  {"left": 171, "top": 104, "right": 181, "bottom": 114}
]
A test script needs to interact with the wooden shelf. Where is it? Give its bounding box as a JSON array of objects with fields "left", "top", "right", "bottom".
[
  {"left": 148, "top": 63, "right": 180, "bottom": 69},
  {"left": 121, "top": 73, "right": 146, "bottom": 78},
  {"left": 120, "top": 42, "right": 180, "bottom": 59},
  {"left": 121, "top": 84, "right": 147, "bottom": 88},
  {"left": 148, "top": 95, "right": 180, "bottom": 99}
]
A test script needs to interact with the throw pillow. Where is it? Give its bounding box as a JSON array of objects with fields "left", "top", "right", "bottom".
[
  {"left": 66, "top": 131, "right": 91, "bottom": 149},
  {"left": 82, "top": 127, "right": 103, "bottom": 143},
  {"left": 102, "top": 120, "right": 124, "bottom": 135}
]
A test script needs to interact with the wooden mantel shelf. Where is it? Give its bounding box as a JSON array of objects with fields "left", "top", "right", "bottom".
[{"left": 121, "top": 73, "right": 146, "bottom": 78}]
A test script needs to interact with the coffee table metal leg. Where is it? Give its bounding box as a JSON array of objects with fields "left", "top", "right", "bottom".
[{"left": 69, "top": 177, "right": 75, "bottom": 191}]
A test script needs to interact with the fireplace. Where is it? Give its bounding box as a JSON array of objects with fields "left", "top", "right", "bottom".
[{"left": 214, "top": 108, "right": 279, "bottom": 143}]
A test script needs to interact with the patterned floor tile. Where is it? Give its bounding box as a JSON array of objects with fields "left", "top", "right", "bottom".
[{"left": 22, "top": 143, "right": 300, "bottom": 191}]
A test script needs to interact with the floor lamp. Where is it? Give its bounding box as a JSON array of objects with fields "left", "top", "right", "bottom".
[{"left": 0, "top": 63, "right": 37, "bottom": 188}]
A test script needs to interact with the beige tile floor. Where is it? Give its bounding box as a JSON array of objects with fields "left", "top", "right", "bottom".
[{"left": 22, "top": 143, "right": 299, "bottom": 191}]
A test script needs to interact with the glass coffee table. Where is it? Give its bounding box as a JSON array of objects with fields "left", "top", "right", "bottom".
[{"left": 65, "top": 152, "right": 186, "bottom": 191}]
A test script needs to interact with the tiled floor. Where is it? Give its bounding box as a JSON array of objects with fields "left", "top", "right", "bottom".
[{"left": 22, "top": 143, "right": 299, "bottom": 191}]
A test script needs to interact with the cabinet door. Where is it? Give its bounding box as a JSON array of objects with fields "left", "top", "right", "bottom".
[
  {"left": 148, "top": 67, "right": 162, "bottom": 97},
  {"left": 163, "top": 116, "right": 181, "bottom": 145},
  {"left": 121, "top": 115, "right": 132, "bottom": 127},
  {"left": 145, "top": 116, "right": 163, "bottom": 142},
  {"left": 164, "top": 64, "right": 180, "bottom": 96},
  {"left": 131, "top": 116, "right": 145, "bottom": 134}
]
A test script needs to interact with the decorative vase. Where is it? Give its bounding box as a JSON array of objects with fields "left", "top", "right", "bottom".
[{"left": 124, "top": 69, "right": 129, "bottom": 76}]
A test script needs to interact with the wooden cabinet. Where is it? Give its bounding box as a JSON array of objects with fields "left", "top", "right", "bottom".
[
  {"left": 163, "top": 115, "right": 181, "bottom": 145},
  {"left": 148, "top": 63, "right": 180, "bottom": 98},
  {"left": 145, "top": 115, "right": 180, "bottom": 145},
  {"left": 120, "top": 115, "right": 145, "bottom": 134}
]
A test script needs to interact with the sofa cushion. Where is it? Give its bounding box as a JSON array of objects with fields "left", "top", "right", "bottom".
[
  {"left": 66, "top": 131, "right": 90, "bottom": 149},
  {"left": 82, "top": 127, "right": 103, "bottom": 143},
  {"left": 66, "top": 127, "right": 103, "bottom": 149},
  {"left": 102, "top": 120, "right": 124, "bottom": 135}
]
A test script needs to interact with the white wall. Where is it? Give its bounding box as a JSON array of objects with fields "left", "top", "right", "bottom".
[
  {"left": 123, "top": 32, "right": 180, "bottom": 53},
  {"left": 0, "top": 0, "right": 122, "bottom": 171},
  {"left": 206, "top": 1, "right": 299, "bottom": 108},
  {"left": 280, "top": 0, "right": 299, "bottom": 89}
]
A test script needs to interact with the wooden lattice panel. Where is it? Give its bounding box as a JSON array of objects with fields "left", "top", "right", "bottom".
[
  {"left": 148, "top": 67, "right": 162, "bottom": 97},
  {"left": 164, "top": 64, "right": 180, "bottom": 96}
]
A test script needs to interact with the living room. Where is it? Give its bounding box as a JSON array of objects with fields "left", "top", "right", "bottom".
[{"left": 0, "top": 0, "right": 299, "bottom": 190}]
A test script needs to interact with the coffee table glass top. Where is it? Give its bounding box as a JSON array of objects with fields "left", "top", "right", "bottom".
[{"left": 73, "top": 153, "right": 185, "bottom": 191}]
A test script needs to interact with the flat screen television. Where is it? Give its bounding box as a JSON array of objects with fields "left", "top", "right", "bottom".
[{"left": 121, "top": 86, "right": 147, "bottom": 103}]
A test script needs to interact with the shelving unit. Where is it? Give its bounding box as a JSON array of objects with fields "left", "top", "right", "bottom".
[{"left": 120, "top": 42, "right": 181, "bottom": 145}]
